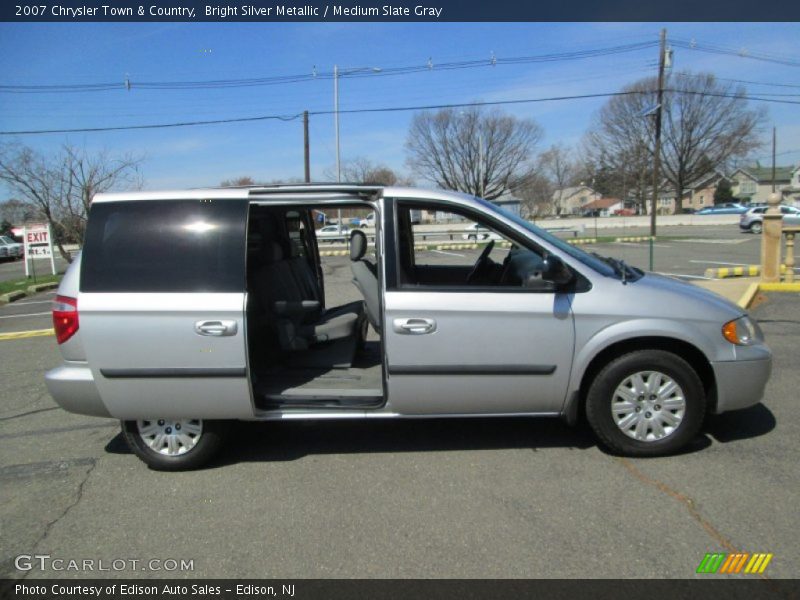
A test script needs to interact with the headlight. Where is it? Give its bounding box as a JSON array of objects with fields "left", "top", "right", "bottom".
[{"left": 722, "top": 316, "right": 762, "bottom": 346}]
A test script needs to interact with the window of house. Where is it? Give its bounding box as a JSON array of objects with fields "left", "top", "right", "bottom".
[{"left": 740, "top": 180, "right": 757, "bottom": 194}]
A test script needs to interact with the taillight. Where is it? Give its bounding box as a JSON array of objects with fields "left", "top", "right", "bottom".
[{"left": 52, "top": 295, "right": 79, "bottom": 344}]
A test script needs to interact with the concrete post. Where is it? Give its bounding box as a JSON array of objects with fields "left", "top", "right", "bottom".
[{"left": 760, "top": 192, "right": 783, "bottom": 283}]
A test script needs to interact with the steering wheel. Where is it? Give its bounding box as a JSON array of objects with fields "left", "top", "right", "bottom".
[{"left": 466, "top": 240, "right": 495, "bottom": 284}]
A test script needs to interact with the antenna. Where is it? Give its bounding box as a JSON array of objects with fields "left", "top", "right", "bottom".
[
  {"left": 124, "top": 73, "right": 131, "bottom": 91},
  {"left": 490, "top": 51, "right": 497, "bottom": 66}
]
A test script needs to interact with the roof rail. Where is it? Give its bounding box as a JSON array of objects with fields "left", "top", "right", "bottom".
[{"left": 245, "top": 183, "right": 383, "bottom": 197}]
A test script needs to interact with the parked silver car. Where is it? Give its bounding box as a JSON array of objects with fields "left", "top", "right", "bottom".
[
  {"left": 0, "top": 235, "right": 23, "bottom": 260},
  {"left": 739, "top": 205, "right": 800, "bottom": 233},
  {"left": 316, "top": 224, "right": 351, "bottom": 242},
  {"left": 46, "top": 185, "right": 772, "bottom": 470}
]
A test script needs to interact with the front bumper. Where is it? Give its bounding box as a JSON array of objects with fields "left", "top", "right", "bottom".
[
  {"left": 710, "top": 356, "right": 772, "bottom": 413},
  {"left": 45, "top": 363, "right": 110, "bottom": 417}
]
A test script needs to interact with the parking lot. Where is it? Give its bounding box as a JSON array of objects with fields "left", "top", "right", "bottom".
[{"left": 1, "top": 225, "right": 798, "bottom": 579}]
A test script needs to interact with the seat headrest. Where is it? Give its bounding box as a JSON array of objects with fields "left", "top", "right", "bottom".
[{"left": 350, "top": 230, "right": 367, "bottom": 261}]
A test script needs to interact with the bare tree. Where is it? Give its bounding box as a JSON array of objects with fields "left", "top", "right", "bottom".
[
  {"left": 220, "top": 176, "right": 256, "bottom": 187},
  {"left": 0, "top": 142, "right": 143, "bottom": 262},
  {"left": 0, "top": 198, "right": 42, "bottom": 224},
  {"left": 588, "top": 71, "right": 765, "bottom": 212},
  {"left": 405, "top": 107, "right": 543, "bottom": 200},
  {"left": 61, "top": 146, "right": 143, "bottom": 245},
  {"left": 580, "top": 141, "right": 652, "bottom": 213},
  {"left": 537, "top": 144, "right": 577, "bottom": 215},
  {"left": 327, "top": 157, "right": 414, "bottom": 186},
  {"left": 512, "top": 170, "right": 555, "bottom": 218}
]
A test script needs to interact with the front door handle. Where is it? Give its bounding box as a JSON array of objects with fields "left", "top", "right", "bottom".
[
  {"left": 393, "top": 318, "right": 437, "bottom": 335},
  {"left": 195, "top": 320, "right": 238, "bottom": 337}
]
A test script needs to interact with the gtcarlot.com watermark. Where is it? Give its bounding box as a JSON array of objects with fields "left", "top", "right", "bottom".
[{"left": 15, "top": 554, "right": 194, "bottom": 573}]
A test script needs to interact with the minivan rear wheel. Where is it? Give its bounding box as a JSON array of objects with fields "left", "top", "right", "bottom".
[
  {"left": 585, "top": 350, "right": 706, "bottom": 456},
  {"left": 122, "top": 419, "right": 230, "bottom": 471}
]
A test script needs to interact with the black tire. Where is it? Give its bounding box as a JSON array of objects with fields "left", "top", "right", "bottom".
[
  {"left": 122, "top": 419, "right": 230, "bottom": 471},
  {"left": 585, "top": 350, "right": 706, "bottom": 457},
  {"left": 750, "top": 221, "right": 763, "bottom": 234}
]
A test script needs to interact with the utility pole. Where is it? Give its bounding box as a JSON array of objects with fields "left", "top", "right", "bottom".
[
  {"left": 649, "top": 28, "right": 667, "bottom": 270},
  {"left": 478, "top": 132, "right": 484, "bottom": 198},
  {"left": 771, "top": 126, "right": 776, "bottom": 193},
  {"left": 303, "top": 111, "right": 310, "bottom": 183}
]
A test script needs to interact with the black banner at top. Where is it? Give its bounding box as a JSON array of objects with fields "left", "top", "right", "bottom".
[{"left": 2, "top": 0, "right": 799, "bottom": 22}]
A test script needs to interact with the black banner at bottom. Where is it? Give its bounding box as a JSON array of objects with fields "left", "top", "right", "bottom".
[{"left": 2, "top": 579, "right": 799, "bottom": 600}]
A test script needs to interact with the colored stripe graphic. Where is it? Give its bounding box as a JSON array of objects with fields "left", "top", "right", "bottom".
[
  {"left": 744, "top": 553, "right": 773, "bottom": 574},
  {"left": 719, "top": 553, "right": 749, "bottom": 573},
  {"left": 697, "top": 553, "right": 726, "bottom": 573},
  {"left": 697, "top": 552, "right": 773, "bottom": 574}
]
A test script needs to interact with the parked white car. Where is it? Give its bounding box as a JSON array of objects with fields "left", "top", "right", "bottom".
[
  {"left": 316, "top": 225, "right": 351, "bottom": 243},
  {"left": 739, "top": 205, "right": 800, "bottom": 234},
  {"left": 462, "top": 222, "right": 502, "bottom": 241},
  {"left": 0, "top": 236, "right": 23, "bottom": 260}
]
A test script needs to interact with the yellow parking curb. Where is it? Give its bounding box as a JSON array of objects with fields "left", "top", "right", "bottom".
[
  {"left": 436, "top": 243, "right": 478, "bottom": 250},
  {"left": 705, "top": 265, "right": 787, "bottom": 279},
  {"left": 615, "top": 236, "right": 655, "bottom": 243},
  {"left": 759, "top": 282, "right": 800, "bottom": 292},
  {"left": 738, "top": 283, "right": 760, "bottom": 309},
  {"left": 736, "top": 281, "right": 800, "bottom": 309},
  {"left": 0, "top": 328, "right": 55, "bottom": 341}
]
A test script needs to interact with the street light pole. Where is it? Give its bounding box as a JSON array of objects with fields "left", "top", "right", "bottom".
[
  {"left": 332, "top": 65, "right": 380, "bottom": 233},
  {"left": 334, "top": 65, "right": 340, "bottom": 183}
]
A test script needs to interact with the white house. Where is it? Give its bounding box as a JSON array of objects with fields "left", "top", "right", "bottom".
[{"left": 551, "top": 185, "right": 601, "bottom": 216}]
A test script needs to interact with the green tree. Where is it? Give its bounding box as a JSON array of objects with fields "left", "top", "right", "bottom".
[
  {"left": 713, "top": 179, "right": 734, "bottom": 204},
  {"left": 0, "top": 218, "right": 14, "bottom": 238}
]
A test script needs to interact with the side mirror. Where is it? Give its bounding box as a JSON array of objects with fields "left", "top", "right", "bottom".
[{"left": 541, "top": 255, "right": 573, "bottom": 287}]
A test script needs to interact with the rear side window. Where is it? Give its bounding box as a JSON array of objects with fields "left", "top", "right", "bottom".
[{"left": 81, "top": 199, "right": 247, "bottom": 292}]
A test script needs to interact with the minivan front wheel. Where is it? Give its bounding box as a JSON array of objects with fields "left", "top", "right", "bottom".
[
  {"left": 585, "top": 350, "right": 705, "bottom": 456},
  {"left": 122, "top": 419, "right": 230, "bottom": 471}
]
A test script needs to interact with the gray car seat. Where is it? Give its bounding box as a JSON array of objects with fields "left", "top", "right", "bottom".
[
  {"left": 253, "top": 241, "right": 366, "bottom": 367},
  {"left": 349, "top": 230, "right": 381, "bottom": 333}
]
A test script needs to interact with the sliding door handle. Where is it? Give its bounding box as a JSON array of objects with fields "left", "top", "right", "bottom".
[
  {"left": 195, "top": 320, "right": 238, "bottom": 337},
  {"left": 393, "top": 318, "right": 436, "bottom": 335}
]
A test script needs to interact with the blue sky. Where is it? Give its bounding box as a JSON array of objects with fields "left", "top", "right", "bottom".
[{"left": 0, "top": 22, "right": 798, "bottom": 194}]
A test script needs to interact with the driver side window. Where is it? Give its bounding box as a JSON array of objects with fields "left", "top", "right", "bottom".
[{"left": 396, "top": 203, "right": 543, "bottom": 289}]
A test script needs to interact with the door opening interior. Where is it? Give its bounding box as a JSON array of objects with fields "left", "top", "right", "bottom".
[{"left": 245, "top": 203, "right": 385, "bottom": 410}]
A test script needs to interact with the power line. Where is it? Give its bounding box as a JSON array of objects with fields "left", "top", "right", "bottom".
[
  {"left": 0, "top": 41, "right": 659, "bottom": 94},
  {"left": 673, "top": 72, "right": 800, "bottom": 90},
  {"left": 3, "top": 88, "right": 798, "bottom": 136},
  {"left": 671, "top": 38, "right": 800, "bottom": 68},
  {"left": 0, "top": 113, "right": 302, "bottom": 135}
]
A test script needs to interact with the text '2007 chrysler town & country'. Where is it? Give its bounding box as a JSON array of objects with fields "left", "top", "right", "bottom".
[{"left": 46, "top": 184, "right": 772, "bottom": 470}]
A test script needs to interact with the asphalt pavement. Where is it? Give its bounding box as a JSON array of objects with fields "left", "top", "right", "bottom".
[{"left": 0, "top": 226, "right": 798, "bottom": 580}]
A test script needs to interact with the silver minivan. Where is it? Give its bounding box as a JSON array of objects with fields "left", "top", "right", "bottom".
[{"left": 46, "top": 185, "right": 772, "bottom": 470}]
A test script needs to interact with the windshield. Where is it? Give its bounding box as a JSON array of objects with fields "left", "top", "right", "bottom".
[
  {"left": 474, "top": 198, "right": 616, "bottom": 277},
  {"left": 0, "top": 236, "right": 14, "bottom": 244}
]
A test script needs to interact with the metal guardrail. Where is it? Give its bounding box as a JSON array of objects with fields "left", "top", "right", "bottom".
[{"left": 319, "top": 224, "right": 583, "bottom": 246}]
